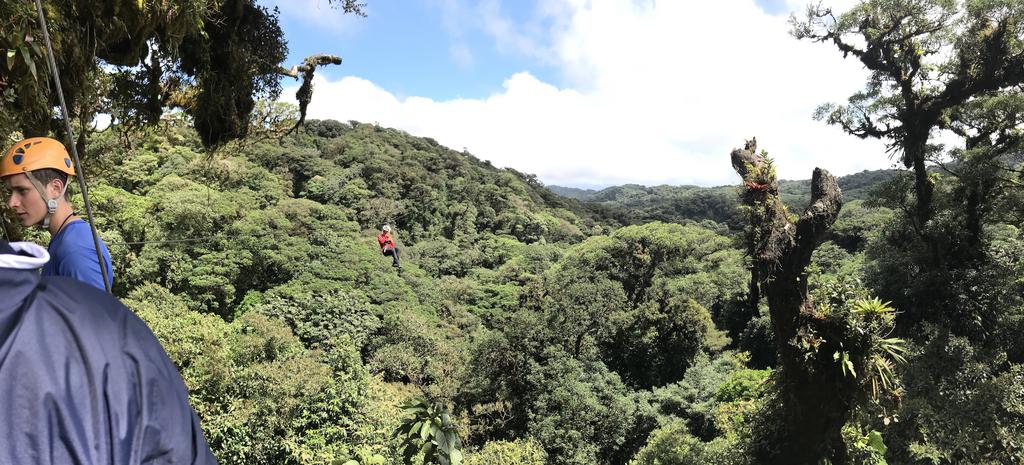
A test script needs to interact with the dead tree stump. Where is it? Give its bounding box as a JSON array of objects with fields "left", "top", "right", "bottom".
[{"left": 731, "top": 139, "right": 857, "bottom": 464}]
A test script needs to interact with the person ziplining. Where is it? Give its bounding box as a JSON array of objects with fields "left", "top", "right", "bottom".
[
  {"left": 377, "top": 224, "right": 402, "bottom": 269},
  {"left": 1, "top": 138, "right": 114, "bottom": 290}
]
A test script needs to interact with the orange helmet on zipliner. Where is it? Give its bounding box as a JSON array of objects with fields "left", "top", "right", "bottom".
[
  {"left": 2, "top": 137, "right": 76, "bottom": 228},
  {"left": 1, "top": 137, "right": 75, "bottom": 177}
]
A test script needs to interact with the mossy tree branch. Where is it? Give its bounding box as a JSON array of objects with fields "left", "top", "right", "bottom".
[{"left": 731, "top": 138, "right": 856, "bottom": 465}]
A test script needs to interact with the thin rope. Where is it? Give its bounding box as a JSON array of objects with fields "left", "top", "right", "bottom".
[
  {"left": 108, "top": 236, "right": 226, "bottom": 247},
  {"left": 106, "top": 229, "right": 278, "bottom": 247},
  {"left": 34, "top": 0, "right": 112, "bottom": 292}
]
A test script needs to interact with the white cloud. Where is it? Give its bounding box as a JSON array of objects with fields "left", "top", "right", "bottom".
[
  {"left": 286, "top": 0, "right": 896, "bottom": 188},
  {"left": 263, "top": 0, "right": 365, "bottom": 36},
  {"left": 477, "top": 0, "right": 553, "bottom": 60}
]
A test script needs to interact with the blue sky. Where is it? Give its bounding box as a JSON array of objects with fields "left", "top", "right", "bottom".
[
  {"left": 266, "top": 0, "right": 893, "bottom": 188},
  {"left": 272, "top": 0, "right": 561, "bottom": 99},
  {"left": 275, "top": 0, "right": 795, "bottom": 99}
]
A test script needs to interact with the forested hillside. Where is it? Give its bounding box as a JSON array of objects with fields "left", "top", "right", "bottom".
[
  {"left": 4, "top": 110, "right": 1010, "bottom": 465},
  {"left": 52, "top": 117, "right": 754, "bottom": 464}
]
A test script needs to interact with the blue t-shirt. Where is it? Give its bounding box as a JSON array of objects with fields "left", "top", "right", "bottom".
[{"left": 42, "top": 220, "right": 115, "bottom": 290}]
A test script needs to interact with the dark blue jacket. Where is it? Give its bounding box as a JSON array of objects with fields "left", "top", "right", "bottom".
[{"left": 0, "top": 241, "right": 216, "bottom": 465}]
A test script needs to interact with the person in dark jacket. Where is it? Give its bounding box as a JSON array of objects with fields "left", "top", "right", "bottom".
[
  {"left": 0, "top": 239, "right": 216, "bottom": 465},
  {"left": 377, "top": 224, "right": 401, "bottom": 268}
]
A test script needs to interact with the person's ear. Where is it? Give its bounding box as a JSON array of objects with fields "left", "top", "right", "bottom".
[{"left": 46, "top": 178, "right": 65, "bottom": 199}]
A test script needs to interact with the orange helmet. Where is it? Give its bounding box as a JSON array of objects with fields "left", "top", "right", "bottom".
[{"left": 1, "top": 137, "right": 76, "bottom": 178}]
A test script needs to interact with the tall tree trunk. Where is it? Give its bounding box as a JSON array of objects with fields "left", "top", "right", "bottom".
[
  {"left": 731, "top": 140, "right": 854, "bottom": 464},
  {"left": 904, "top": 133, "right": 950, "bottom": 273},
  {"left": 904, "top": 134, "right": 933, "bottom": 231},
  {"left": 963, "top": 179, "right": 985, "bottom": 259},
  {"left": 911, "top": 150, "right": 932, "bottom": 228},
  {"left": 748, "top": 266, "right": 760, "bottom": 314}
]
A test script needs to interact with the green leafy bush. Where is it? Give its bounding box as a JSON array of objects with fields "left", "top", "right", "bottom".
[
  {"left": 127, "top": 284, "right": 378, "bottom": 465},
  {"left": 464, "top": 439, "right": 547, "bottom": 465},
  {"left": 628, "top": 420, "right": 742, "bottom": 465},
  {"left": 249, "top": 278, "right": 380, "bottom": 349}
]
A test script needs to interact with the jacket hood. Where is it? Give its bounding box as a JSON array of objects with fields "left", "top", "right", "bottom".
[
  {"left": 0, "top": 241, "right": 49, "bottom": 270},
  {"left": 0, "top": 241, "right": 47, "bottom": 313}
]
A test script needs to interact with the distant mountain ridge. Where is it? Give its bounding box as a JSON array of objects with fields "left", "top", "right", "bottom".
[
  {"left": 547, "top": 185, "right": 599, "bottom": 201},
  {"left": 548, "top": 169, "right": 899, "bottom": 231},
  {"left": 550, "top": 169, "right": 897, "bottom": 202}
]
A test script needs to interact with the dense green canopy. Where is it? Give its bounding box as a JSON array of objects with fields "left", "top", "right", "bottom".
[{"left": 1, "top": 0, "right": 1021, "bottom": 464}]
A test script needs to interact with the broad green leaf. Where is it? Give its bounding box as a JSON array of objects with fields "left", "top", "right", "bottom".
[
  {"left": 844, "top": 359, "right": 856, "bottom": 378},
  {"left": 867, "top": 430, "right": 887, "bottom": 455},
  {"left": 420, "top": 442, "right": 434, "bottom": 461},
  {"left": 411, "top": 421, "right": 425, "bottom": 439},
  {"left": 435, "top": 428, "right": 451, "bottom": 454},
  {"left": 420, "top": 421, "right": 432, "bottom": 442},
  {"left": 20, "top": 45, "right": 36, "bottom": 80}
]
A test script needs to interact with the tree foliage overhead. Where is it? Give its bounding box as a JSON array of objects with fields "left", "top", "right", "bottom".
[
  {"left": 792, "top": 0, "right": 1024, "bottom": 228},
  {"left": 0, "top": 0, "right": 359, "bottom": 148},
  {"left": 795, "top": 2, "right": 1024, "bottom": 464}
]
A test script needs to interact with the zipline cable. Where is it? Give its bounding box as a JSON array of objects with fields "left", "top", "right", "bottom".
[
  {"left": 108, "top": 236, "right": 225, "bottom": 247},
  {"left": 106, "top": 229, "right": 279, "bottom": 247},
  {"left": 34, "top": 0, "right": 112, "bottom": 293}
]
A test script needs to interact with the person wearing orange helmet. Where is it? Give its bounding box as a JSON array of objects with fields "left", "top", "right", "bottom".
[{"left": 1, "top": 137, "right": 114, "bottom": 290}]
